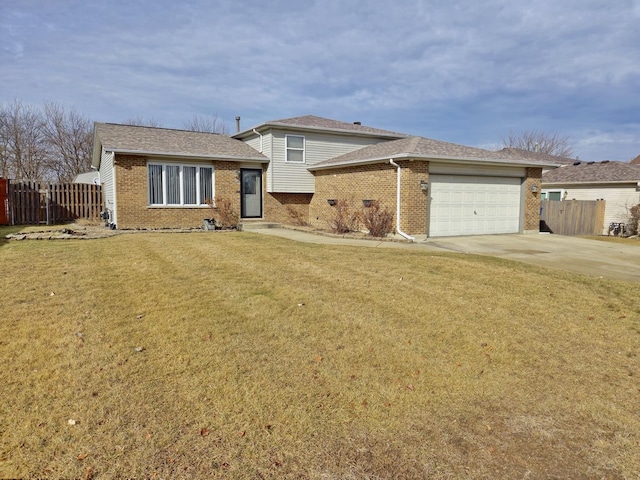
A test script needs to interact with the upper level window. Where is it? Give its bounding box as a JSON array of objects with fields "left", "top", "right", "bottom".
[
  {"left": 148, "top": 162, "right": 214, "bottom": 206},
  {"left": 286, "top": 135, "right": 305, "bottom": 163}
]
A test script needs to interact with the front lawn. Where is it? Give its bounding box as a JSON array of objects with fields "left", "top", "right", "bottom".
[{"left": 1, "top": 231, "right": 639, "bottom": 478}]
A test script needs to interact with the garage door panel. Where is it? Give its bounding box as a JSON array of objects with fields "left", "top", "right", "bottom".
[{"left": 430, "top": 175, "right": 522, "bottom": 237}]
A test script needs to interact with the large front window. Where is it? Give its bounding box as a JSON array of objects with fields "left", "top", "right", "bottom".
[
  {"left": 285, "top": 135, "right": 305, "bottom": 163},
  {"left": 148, "top": 162, "right": 214, "bottom": 206}
]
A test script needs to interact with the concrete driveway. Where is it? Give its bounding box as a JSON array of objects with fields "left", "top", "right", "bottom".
[
  {"left": 252, "top": 228, "right": 640, "bottom": 283},
  {"left": 425, "top": 234, "right": 640, "bottom": 283}
]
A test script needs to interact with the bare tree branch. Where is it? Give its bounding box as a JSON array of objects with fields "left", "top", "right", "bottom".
[
  {"left": 43, "top": 102, "right": 93, "bottom": 182},
  {"left": 183, "top": 114, "right": 229, "bottom": 134},
  {"left": 502, "top": 130, "right": 575, "bottom": 158},
  {"left": 0, "top": 100, "right": 49, "bottom": 181},
  {"left": 123, "top": 116, "right": 164, "bottom": 128}
]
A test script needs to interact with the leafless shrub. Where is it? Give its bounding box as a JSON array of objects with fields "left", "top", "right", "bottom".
[
  {"left": 285, "top": 205, "right": 309, "bottom": 226},
  {"left": 329, "top": 199, "right": 359, "bottom": 234},
  {"left": 360, "top": 200, "right": 394, "bottom": 237},
  {"left": 206, "top": 197, "right": 239, "bottom": 229},
  {"left": 627, "top": 204, "right": 640, "bottom": 235}
]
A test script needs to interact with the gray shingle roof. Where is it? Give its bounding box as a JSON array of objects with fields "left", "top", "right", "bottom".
[
  {"left": 235, "top": 115, "right": 408, "bottom": 139},
  {"left": 499, "top": 148, "right": 576, "bottom": 165},
  {"left": 94, "top": 123, "right": 268, "bottom": 162},
  {"left": 309, "top": 136, "right": 561, "bottom": 170},
  {"left": 542, "top": 161, "right": 640, "bottom": 184},
  {"left": 631, "top": 154, "right": 640, "bottom": 165}
]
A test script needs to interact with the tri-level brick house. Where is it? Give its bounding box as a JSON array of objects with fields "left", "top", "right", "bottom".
[{"left": 92, "top": 115, "right": 558, "bottom": 237}]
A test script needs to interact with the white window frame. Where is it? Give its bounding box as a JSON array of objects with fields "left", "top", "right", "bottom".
[
  {"left": 148, "top": 162, "right": 214, "bottom": 207},
  {"left": 285, "top": 135, "right": 305, "bottom": 163},
  {"left": 541, "top": 189, "right": 565, "bottom": 201}
]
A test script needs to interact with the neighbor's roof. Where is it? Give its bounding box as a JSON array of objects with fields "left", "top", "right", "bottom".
[
  {"left": 631, "top": 154, "right": 640, "bottom": 165},
  {"left": 234, "top": 115, "right": 408, "bottom": 140},
  {"left": 92, "top": 123, "right": 268, "bottom": 168},
  {"left": 308, "top": 136, "right": 562, "bottom": 171},
  {"left": 499, "top": 148, "right": 576, "bottom": 166},
  {"left": 542, "top": 160, "right": 640, "bottom": 185}
]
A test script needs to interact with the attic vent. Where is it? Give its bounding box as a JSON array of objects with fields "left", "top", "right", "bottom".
[
  {"left": 353, "top": 121, "right": 361, "bottom": 125},
  {"left": 573, "top": 161, "right": 581, "bottom": 165},
  {"left": 588, "top": 161, "right": 595, "bottom": 165},
  {"left": 601, "top": 160, "right": 609, "bottom": 164}
]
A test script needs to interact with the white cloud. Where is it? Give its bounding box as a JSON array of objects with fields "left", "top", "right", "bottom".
[{"left": 0, "top": 0, "right": 639, "bottom": 159}]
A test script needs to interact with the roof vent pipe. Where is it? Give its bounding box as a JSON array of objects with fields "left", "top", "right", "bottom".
[
  {"left": 235, "top": 116, "right": 241, "bottom": 133},
  {"left": 389, "top": 159, "right": 415, "bottom": 242}
]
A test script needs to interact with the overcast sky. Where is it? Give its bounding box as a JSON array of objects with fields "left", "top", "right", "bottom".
[{"left": 2, "top": 0, "right": 639, "bottom": 161}]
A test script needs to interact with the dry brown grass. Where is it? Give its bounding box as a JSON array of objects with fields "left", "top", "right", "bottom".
[{"left": 1, "top": 230, "right": 639, "bottom": 479}]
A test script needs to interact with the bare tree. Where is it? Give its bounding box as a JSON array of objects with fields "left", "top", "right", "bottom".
[
  {"left": 43, "top": 102, "right": 93, "bottom": 182},
  {"left": 183, "top": 114, "right": 229, "bottom": 134},
  {"left": 0, "top": 100, "right": 49, "bottom": 181},
  {"left": 502, "top": 130, "right": 575, "bottom": 158},
  {"left": 123, "top": 116, "right": 164, "bottom": 128}
]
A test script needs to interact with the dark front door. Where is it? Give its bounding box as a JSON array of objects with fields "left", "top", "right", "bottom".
[{"left": 240, "top": 169, "right": 262, "bottom": 218}]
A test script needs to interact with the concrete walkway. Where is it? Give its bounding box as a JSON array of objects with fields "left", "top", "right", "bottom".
[{"left": 250, "top": 228, "right": 640, "bottom": 283}]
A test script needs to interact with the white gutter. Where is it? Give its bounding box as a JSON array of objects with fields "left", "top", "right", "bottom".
[
  {"left": 252, "top": 128, "right": 264, "bottom": 153},
  {"left": 389, "top": 159, "right": 415, "bottom": 241}
]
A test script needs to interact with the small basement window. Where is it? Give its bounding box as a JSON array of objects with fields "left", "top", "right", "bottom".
[{"left": 285, "top": 135, "right": 305, "bottom": 163}]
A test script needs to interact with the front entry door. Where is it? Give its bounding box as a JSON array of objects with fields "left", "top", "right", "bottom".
[{"left": 240, "top": 169, "right": 262, "bottom": 218}]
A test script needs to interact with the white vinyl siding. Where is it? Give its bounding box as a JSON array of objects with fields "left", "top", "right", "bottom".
[
  {"left": 148, "top": 162, "right": 214, "bottom": 206},
  {"left": 268, "top": 130, "right": 387, "bottom": 193},
  {"left": 99, "top": 149, "right": 116, "bottom": 225},
  {"left": 429, "top": 175, "right": 522, "bottom": 237}
]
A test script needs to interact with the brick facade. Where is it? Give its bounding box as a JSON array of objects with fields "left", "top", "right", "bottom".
[
  {"left": 310, "top": 160, "right": 429, "bottom": 235},
  {"left": 114, "top": 154, "right": 260, "bottom": 229},
  {"left": 523, "top": 167, "right": 542, "bottom": 233},
  {"left": 311, "top": 161, "right": 542, "bottom": 236},
  {"left": 264, "top": 193, "right": 313, "bottom": 225},
  {"left": 114, "top": 152, "right": 542, "bottom": 235}
]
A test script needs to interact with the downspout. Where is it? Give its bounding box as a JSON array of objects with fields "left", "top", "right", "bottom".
[
  {"left": 389, "top": 159, "right": 415, "bottom": 241},
  {"left": 252, "top": 129, "right": 263, "bottom": 153}
]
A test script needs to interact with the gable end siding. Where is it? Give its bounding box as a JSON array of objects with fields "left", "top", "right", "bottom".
[
  {"left": 269, "top": 130, "right": 388, "bottom": 193},
  {"left": 99, "top": 149, "right": 116, "bottom": 225}
]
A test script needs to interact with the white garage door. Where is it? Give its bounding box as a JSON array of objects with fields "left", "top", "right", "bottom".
[{"left": 429, "top": 175, "right": 522, "bottom": 237}]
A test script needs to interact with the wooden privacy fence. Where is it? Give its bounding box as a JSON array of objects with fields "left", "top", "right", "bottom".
[
  {"left": 540, "top": 199, "right": 605, "bottom": 236},
  {"left": 7, "top": 180, "right": 103, "bottom": 225},
  {"left": 0, "top": 179, "right": 8, "bottom": 225}
]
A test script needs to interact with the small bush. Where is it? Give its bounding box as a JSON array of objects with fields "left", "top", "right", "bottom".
[
  {"left": 360, "top": 200, "right": 394, "bottom": 237},
  {"left": 206, "top": 197, "right": 239, "bottom": 229},
  {"left": 628, "top": 204, "right": 640, "bottom": 235},
  {"left": 329, "top": 199, "right": 359, "bottom": 234}
]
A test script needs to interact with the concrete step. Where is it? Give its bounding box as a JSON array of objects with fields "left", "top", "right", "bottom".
[{"left": 238, "top": 222, "right": 282, "bottom": 231}]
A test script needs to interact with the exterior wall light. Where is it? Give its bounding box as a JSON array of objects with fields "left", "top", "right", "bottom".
[
  {"left": 530, "top": 184, "right": 539, "bottom": 193},
  {"left": 420, "top": 180, "right": 428, "bottom": 192},
  {"left": 327, "top": 199, "right": 336, "bottom": 206}
]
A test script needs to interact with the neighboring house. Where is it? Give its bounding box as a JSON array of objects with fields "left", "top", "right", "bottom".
[
  {"left": 631, "top": 154, "right": 640, "bottom": 165},
  {"left": 92, "top": 123, "right": 269, "bottom": 229},
  {"left": 73, "top": 171, "right": 100, "bottom": 185},
  {"left": 541, "top": 160, "right": 640, "bottom": 234},
  {"left": 92, "top": 115, "right": 557, "bottom": 237}
]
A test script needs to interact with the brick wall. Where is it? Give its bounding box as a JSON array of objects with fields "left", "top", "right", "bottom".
[
  {"left": 524, "top": 167, "right": 542, "bottom": 232},
  {"left": 310, "top": 160, "right": 429, "bottom": 235},
  {"left": 264, "top": 193, "right": 313, "bottom": 225},
  {"left": 114, "top": 154, "right": 245, "bottom": 229}
]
